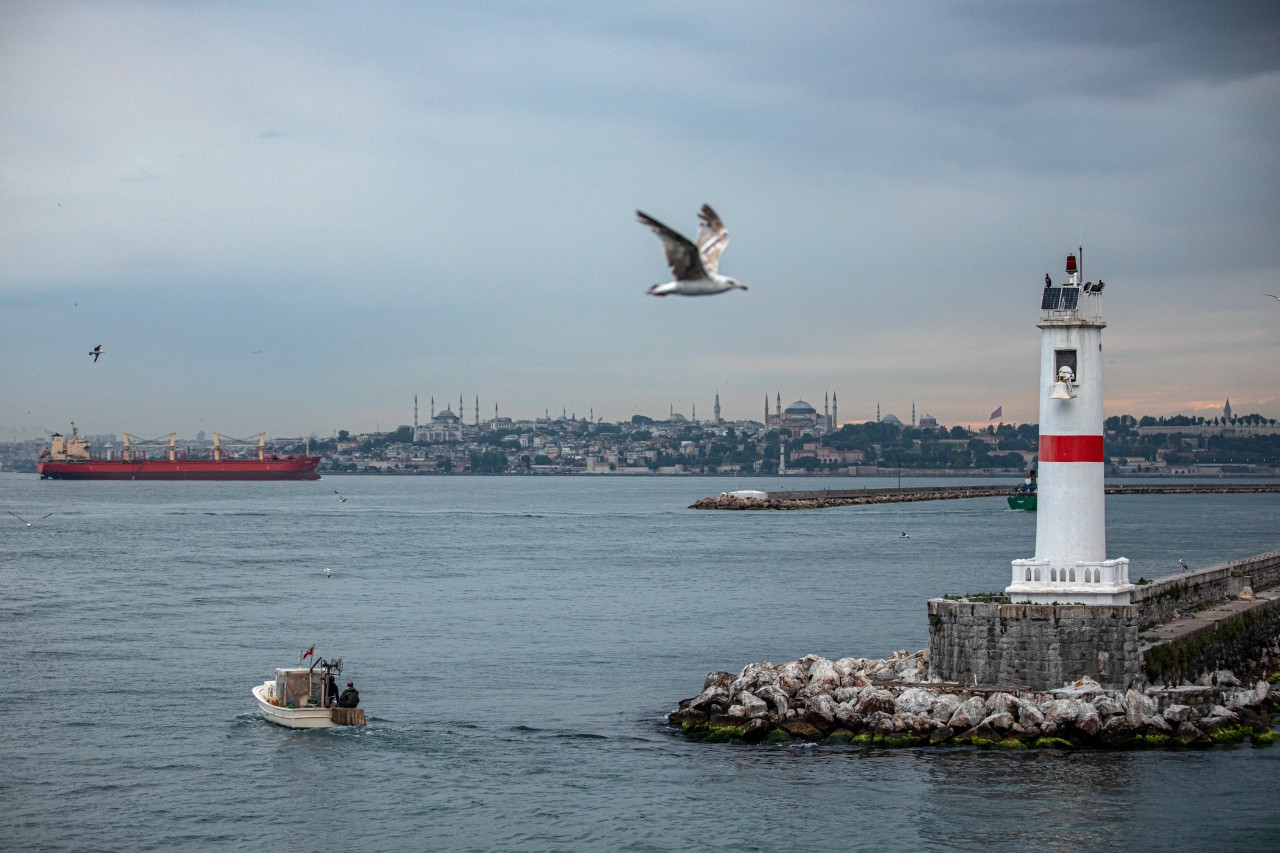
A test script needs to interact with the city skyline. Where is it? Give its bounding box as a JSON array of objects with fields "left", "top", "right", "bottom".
[{"left": 3, "top": 2, "right": 1278, "bottom": 440}]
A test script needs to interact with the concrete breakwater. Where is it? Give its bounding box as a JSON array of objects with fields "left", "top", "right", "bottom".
[
  {"left": 668, "top": 651, "right": 1277, "bottom": 747},
  {"left": 691, "top": 482, "right": 1280, "bottom": 510}
]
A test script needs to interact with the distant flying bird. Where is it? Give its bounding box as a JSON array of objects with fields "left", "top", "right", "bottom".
[
  {"left": 334, "top": 490, "right": 347, "bottom": 502},
  {"left": 637, "top": 204, "right": 746, "bottom": 297},
  {"left": 324, "top": 567, "right": 332, "bottom": 578},
  {"left": 1266, "top": 293, "right": 1280, "bottom": 301},
  {"left": 89, "top": 345, "right": 103, "bottom": 362},
  {"left": 1179, "top": 558, "right": 1189, "bottom": 571},
  {"left": 6, "top": 510, "right": 52, "bottom": 527},
  {"left": 900, "top": 531, "right": 910, "bottom": 539}
]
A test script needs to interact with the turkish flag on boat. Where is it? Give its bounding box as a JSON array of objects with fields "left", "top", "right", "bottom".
[{"left": 300, "top": 646, "right": 314, "bottom": 662}]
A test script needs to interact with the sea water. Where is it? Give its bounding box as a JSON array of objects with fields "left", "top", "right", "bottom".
[{"left": 4, "top": 473, "right": 1279, "bottom": 851}]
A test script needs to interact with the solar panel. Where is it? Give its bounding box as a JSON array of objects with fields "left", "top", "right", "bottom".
[{"left": 1040, "top": 287, "right": 1079, "bottom": 310}]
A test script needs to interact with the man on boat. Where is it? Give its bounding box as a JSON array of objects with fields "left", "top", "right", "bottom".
[
  {"left": 337, "top": 681, "right": 360, "bottom": 708},
  {"left": 326, "top": 672, "right": 340, "bottom": 706}
]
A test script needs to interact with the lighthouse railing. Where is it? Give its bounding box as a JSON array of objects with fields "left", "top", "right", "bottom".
[
  {"left": 1040, "top": 286, "right": 1103, "bottom": 323},
  {"left": 1011, "top": 557, "right": 1131, "bottom": 589}
]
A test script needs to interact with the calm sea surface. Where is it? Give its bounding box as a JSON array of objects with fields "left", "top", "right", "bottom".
[{"left": 4, "top": 473, "right": 1279, "bottom": 852}]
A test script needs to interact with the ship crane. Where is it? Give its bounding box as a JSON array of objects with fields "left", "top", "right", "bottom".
[
  {"left": 122, "top": 433, "right": 179, "bottom": 462},
  {"left": 120, "top": 432, "right": 270, "bottom": 461},
  {"left": 212, "top": 433, "right": 270, "bottom": 462}
]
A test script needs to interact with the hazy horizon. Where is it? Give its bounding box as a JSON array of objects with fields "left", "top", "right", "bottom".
[{"left": 4, "top": 2, "right": 1278, "bottom": 440}]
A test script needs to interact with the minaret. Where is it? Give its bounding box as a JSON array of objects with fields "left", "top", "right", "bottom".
[
  {"left": 876, "top": 402, "right": 880, "bottom": 422},
  {"left": 832, "top": 392, "right": 838, "bottom": 429},
  {"left": 1007, "top": 250, "right": 1133, "bottom": 605},
  {"left": 494, "top": 402, "right": 499, "bottom": 427},
  {"left": 414, "top": 395, "right": 419, "bottom": 430},
  {"left": 431, "top": 396, "right": 435, "bottom": 418},
  {"left": 775, "top": 392, "right": 781, "bottom": 424},
  {"left": 714, "top": 392, "right": 721, "bottom": 424},
  {"left": 1224, "top": 399, "right": 1233, "bottom": 421},
  {"left": 692, "top": 403, "right": 696, "bottom": 422},
  {"left": 475, "top": 396, "right": 479, "bottom": 427},
  {"left": 764, "top": 394, "right": 769, "bottom": 426},
  {"left": 912, "top": 402, "right": 916, "bottom": 428}
]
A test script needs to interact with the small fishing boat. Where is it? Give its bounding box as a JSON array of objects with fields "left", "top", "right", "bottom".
[
  {"left": 1007, "top": 469, "right": 1037, "bottom": 511},
  {"left": 252, "top": 650, "right": 365, "bottom": 728}
]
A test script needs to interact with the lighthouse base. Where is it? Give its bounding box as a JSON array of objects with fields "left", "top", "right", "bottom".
[
  {"left": 928, "top": 599, "right": 1142, "bottom": 689},
  {"left": 1006, "top": 557, "right": 1135, "bottom": 605}
]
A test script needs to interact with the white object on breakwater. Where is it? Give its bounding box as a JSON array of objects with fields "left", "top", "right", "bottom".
[{"left": 720, "top": 490, "right": 768, "bottom": 500}]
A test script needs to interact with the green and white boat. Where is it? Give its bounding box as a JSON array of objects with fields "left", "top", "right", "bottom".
[{"left": 1007, "top": 470, "right": 1037, "bottom": 511}]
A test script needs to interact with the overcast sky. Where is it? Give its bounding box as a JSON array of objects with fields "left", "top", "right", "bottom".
[{"left": 3, "top": 1, "right": 1278, "bottom": 440}]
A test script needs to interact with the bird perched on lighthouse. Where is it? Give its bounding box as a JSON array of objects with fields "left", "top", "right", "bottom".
[{"left": 637, "top": 204, "right": 747, "bottom": 297}]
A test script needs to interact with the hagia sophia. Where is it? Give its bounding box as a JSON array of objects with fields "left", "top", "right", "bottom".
[{"left": 764, "top": 392, "right": 836, "bottom": 433}]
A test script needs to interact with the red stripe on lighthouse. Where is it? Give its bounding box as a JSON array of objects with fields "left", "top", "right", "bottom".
[{"left": 1040, "top": 434, "right": 1104, "bottom": 462}]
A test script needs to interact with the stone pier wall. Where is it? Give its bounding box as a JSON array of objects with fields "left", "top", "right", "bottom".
[
  {"left": 1132, "top": 550, "right": 1280, "bottom": 629},
  {"left": 930, "top": 550, "right": 1280, "bottom": 691},
  {"left": 927, "top": 601, "right": 1143, "bottom": 690},
  {"left": 1143, "top": 595, "right": 1280, "bottom": 686}
]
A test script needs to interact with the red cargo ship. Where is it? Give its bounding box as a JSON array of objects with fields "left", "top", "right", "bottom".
[{"left": 37, "top": 423, "right": 322, "bottom": 481}]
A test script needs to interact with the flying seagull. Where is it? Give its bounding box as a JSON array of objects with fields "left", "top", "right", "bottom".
[
  {"left": 334, "top": 490, "right": 348, "bottom": 502},
  {"left": 1266, "top": 293, "right": 1280, "bottom": 300},
  {"left": 900, "top": 531, "right": 910, "bottom": 539},
  {"left": 324, "top": 567, "right": 332, "bottom": 578},
  {"left": 7, "top": 510, "right": 53, "bottom": 527},
  {"left": 89, "top": 345, "right": 103, "bottom": 362},
  {"left": 637, "top": 204, "right": 746, "bottom": 297}
]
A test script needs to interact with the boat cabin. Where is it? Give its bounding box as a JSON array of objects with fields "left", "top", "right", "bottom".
[{"left": 274, "top": 665, "right": 340, "bottom": 709}]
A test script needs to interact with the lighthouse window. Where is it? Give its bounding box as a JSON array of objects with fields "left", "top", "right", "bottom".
[{"left": 1055, "top": 349, "right": 1078, "bottom": 383}]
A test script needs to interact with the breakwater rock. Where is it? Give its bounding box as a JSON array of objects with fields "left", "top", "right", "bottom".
[
  {"left": 668, "top": 651, "right": 1278, "bottom": 748},
  {"left": 689, "top": 488, "right": 1004, "bottom": 510},
  {"left": 691, "top": 482, "right": 1280, "bottom": 510}
]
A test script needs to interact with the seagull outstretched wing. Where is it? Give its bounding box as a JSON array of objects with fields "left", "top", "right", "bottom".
[
  {"left": 636, "top": 211, "right": 706, "bottom": 282},
  {"left": 696, "top": 204, "right": 729, "bottom": 275},
  {"left": 7, "top": 510, "right": 52, "bottom": 526}
]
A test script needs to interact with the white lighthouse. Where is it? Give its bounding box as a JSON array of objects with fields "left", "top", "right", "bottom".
[{"left": 1006, "top": 251, "right": 1134, "bottom": 605}]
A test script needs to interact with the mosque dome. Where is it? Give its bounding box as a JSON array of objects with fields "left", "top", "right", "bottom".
[
  {"left": 784, "top": 400, "right": 817, "bottom": 415},
  {"left": 881, "top": 413, "right": 903, "bottom": 425}
]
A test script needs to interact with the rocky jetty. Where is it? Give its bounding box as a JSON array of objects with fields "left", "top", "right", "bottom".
[
  {"left": 689, "top": 489, "right": 1002, "bottom": 510},
  {"left": 690, "top": 482, "right": 1280, "bottom": 510},
  {"left": 668, "top": 650, "right": 1278, "bottom": 747}
]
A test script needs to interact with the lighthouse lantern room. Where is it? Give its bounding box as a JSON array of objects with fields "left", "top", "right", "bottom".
[{"left": 1006, "top": 251, "right": 1134, "bottom": 605}]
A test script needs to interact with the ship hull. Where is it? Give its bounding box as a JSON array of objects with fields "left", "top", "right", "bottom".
[
  {"left": 38, "top": 458, "right": 321, "bottom": 481},
  {"left": 1007, "top": 494, "right": 1037, "bottom": 511}
]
